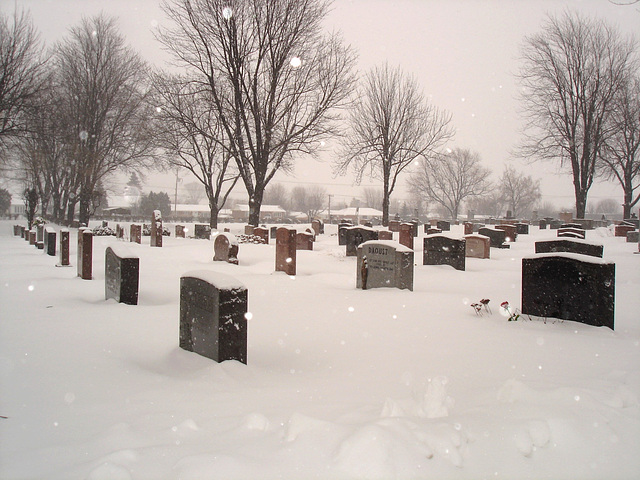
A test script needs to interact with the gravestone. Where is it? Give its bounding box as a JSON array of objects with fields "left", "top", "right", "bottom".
[
  {"left": 150, "top": 210, "right": 163, "bottom": 247},
  {"left": 427, "top": 227, "right": 442, "bottom": 235},
  {"left": 539, "top": 219, "right": 547, "bottom": 230},
  {"left": 59, "top": 229, "right": 70, "bottom": 266},
  {"left": 464, "top": 222, "right": 473, "bottom": 235},
  {"left": 495, "top": 224, "right": 517, "bottom": 242},
  {"left": 24, "top": 227, "right": 30, "bottom": 241},
  {"left": 626, "top": 231, "right": 639, "bottom": 243},
  {"left": 388, "top": 220, "right": 401, "bottom": 232},
  {"left": 194, "top": 224, "right": 211, "bottom": 240},
  {"left": 436, "top": 220, "right": 451, "bottom": 232},
  {"left": 411, "top": 220, "right": 419, "bottom": 237},
  {"left": 130, "top": 224, "right": 142, "bottom": 244},
  {"left": 29, "top": 229, "right": 36, "bottom": 245},
  {"left": 213, "top": 233, "right": 239, "bottom": 265},
  {"left": 296, "top": 231, "right": 314, "bottom": 250},
  {"left": 179, "top": 271, "right": 248, "bottom": 364},
  {"left": 345, "top": 226, "right": 378, "bottom": 256},
  {"left": 522, "top": 254, "right": 615, "bottom": 330},
  {"left": 253, "top": 227, "right": 269, "bottom": 244},
  {"left": 535, "top": 239, "right": 603, "bottom": 258},
  {"left": 423, "top": 235, "right": 466, "bottom": 271},
  {"left": 270, "top": 226, "right": 278, "bottom": 240},
  {"left": 115, "top": 224, "right": 124, "bottom": 239},
  {"left": 615, "top": 224, "right": 635, "bottom": 237},
  {"left": 464, "top": 234, "right": 490, "bottom": 259},
  {"left": 338, "top": 221, "right": 353, "bottom": 245},
  {"left": 244, "top": 225, "right": 255, "bottom": 235},
  {"left": 276, "top": 227, "right": 297, "bottom": 275},
  {"left": 20, "top": 225, "right": 26, "bottom": 238},
  {"left": 557, "top": 227, "right": 586, "bottom": 239},
  {"left": 478, "top": 227, "right": 509, "bottom": 249},
  {"left": 44, "top": 227, "right": 56, "bottom": 256},
  {"left": 356, "top": 240, "right": 414, "bottom": 291},
  {"left": 105, "top": 245, "right": 139, "bottom": 305},
  {"left": 36, "top": 224, "right": 44, "bottom": 243},
  {"left": 13, "top": 225, "right": 20, "bottom": 236},
  {"left": 175, "top": 225, "right": 186, "bottom": 238},
  {"left": 378, "top": 230, "right": 393, "bottom": 241},
  {"left": 399, "top": 223, "right": 414, "bottom": 250},
  {"left": 77, "top": 228, "right": 93, "bottom": 280},
  {"left": 549, "top": 220, "right": 562, "bottom": 230},
  {"left": 515, "top": 223, "right": 529, "bottom": 235},
  {"left": 311, "top": 219, "right": 324, "bottom": 235}
]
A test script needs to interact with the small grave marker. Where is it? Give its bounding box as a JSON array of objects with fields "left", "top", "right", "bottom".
[
  {"left": 194, "top": 224, "right": 211, "bottom": 239},
  {"left": 296, "top": 231, "right": 314, "bottom": 250},
  {"left": 130, "top": 224, "right": 142, "bottom": 244},
  {"left": 175, "top": 225, "right": 186, "bottom": 238},
  {"left": 150, "top": 210, "right": 163, "bottom": 247},
  {"left": 253, "top": 227, "right": 269, "bottom": 244},
  {"left": 44, "top": 227, "right": 56, "bottom": 256},
  {"left": 345, "top": 226, "right": 378, "bottom": 256},
  {"left": 478, "top": 227, "right": 509, "bottom": 248},
  {"left": 399, "top": 223, "right": 414, "bottom": 250},
  {"left": 378, "top": 230, "right": 393, "bottom": 241},
  {"left": 495, "top": 224, "right": 517, "bottom": 242},
  {"left": 58, "top": 229, "right": 70, "bottom": 266},
  {"left": 213, "top": 233, "right": 239, "bottom": 264},
  {"left": 77, "top": 228, "right": 93, "bottom": 280}
]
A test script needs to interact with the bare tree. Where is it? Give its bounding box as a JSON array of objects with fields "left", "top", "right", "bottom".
[
  {"left": 363, "top": 187, "right": 383, "bottom": 209},
  {"left": 518, "top": 11, "right": 637, "bottom": 218},
  {"left": 600, "top": 76, "right": 640, "bottom": 219},
  {"left": 0, "top": 9, "right": 46, "bottom": 156},
  {"left": 289, "top": 184, "right": 326, "bottom": 220},
  {"left": 152, "top": 73, "right": 239, "bottom": 228},
  {"left": 408, "top": 148, "right": 492, "bottom": 220},
  {"left": 158, "top": 0, "right": 357, "bottom": 226},
  {"left": 183, "top": 182, "right": 206, "bottom": 204},
  {"left": 499, "top": 165, "right": 541, "bottom": 218},
  {"left": 263, "top": 183, "right": 289, "bottom": 210},
  {"left": 54, "top": 14, "right": 154, "bottom": 225},
  {"left": 335, "top": 63, "right": 454, "bottom": 226}
]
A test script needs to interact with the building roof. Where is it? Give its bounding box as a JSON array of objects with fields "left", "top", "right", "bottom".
[
  {"left": 234, "top": 204, "right": 286, "bottom": 213},
  {"left": 331, "top": 207, "right": 383, "bottom": 217}
]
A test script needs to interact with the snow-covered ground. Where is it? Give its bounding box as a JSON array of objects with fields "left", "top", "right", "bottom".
[{"left": 1, "top": 219, "right": 638, "bottom": 480}]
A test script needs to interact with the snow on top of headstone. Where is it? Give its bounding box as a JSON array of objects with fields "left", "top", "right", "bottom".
[
  {"left": 525, "top": 252, "right": 614, "bottom": 265},
  {"left": 428, "top": 233, "right": 463, "bottom": 241},
  {"left": 345, "top": 225, "right": 377, "bottom": 232},
  {"left": 182, "top": 270, "right": 246, "bottom": 290},
  {"left": 539, "top": 237, "right": 603, "bottom": 246},
  {"left": 213, "top": 231, "right": 238, "bottom": 245},
  {"left": 107, "top": 244, "right": 138, "bottom": 259},
  {"left": 153, "top": 210, "right": 162, "bottom": 220},
  {"left": 464, "top": 233, "right": 490, "bottom": 239},
  {"left": 359, "top": 239, "right": 413, "bottom": 253}
]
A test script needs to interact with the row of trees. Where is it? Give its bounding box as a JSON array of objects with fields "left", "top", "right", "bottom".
[{"left": 1, "top": 4, "right": 638, "bottom": 227}]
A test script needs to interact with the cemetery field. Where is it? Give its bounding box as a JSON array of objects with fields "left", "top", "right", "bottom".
[{"left": 1, "top": 219, "right": 639, "bottom": 480}]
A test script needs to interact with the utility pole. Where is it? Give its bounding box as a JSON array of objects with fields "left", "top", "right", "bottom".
[
  {"left": 174, "top": 167, "right": 181, "bottom": 214},
  {"left": 328, "top": 194, "right": 333, "bottom": 224}
]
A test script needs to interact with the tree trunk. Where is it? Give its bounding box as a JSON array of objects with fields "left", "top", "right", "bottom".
[
  {"left": 623, "top": 189, "right": 632, "bottom": 219},
  {"left": 78, "top": 191, "right": 91, "bottom": 226},
  {"left": 574, "top": 190, "right": 587, "bottom": 219},
  {"left": 209, "top": 200, "right": 219, "bottom": 230},
  {"left": 248, "top": 189, "right": 264, "bottom": 227},
  {"left": 66, "top": 199, "right": 77, "bottom": 225},
  {"left": 382, "top": 176, "right": 390, "bottom": 226}
]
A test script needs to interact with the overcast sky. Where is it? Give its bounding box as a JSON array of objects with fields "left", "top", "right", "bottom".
[{"left": 6, "top": 0, "right": 640, "bottom": 209}]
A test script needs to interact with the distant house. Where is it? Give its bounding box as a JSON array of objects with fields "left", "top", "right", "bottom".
[
  {"left": 330, "top": 207, "right": 383, "bottom": 224},
  {"left": 172, "top": 204, "right": 232, "bottom": 223},
  {"left": 9, "top": 202, "right": 26, "bottom": 219},
  {"left": 232, "top": 204, "right": 287, "bottom": 223}
]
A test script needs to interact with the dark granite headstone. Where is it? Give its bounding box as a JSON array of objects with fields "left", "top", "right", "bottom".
[
  {"left": 557, "top": 227, "right": 586, "bottom": 239},
  {"left": 423, "top": 235, "right": 465, "bottom": 271},
  {"left": 270, "top": 226, "right": 278, "bottom": 239},
  {"left": 626, "top": 231, "right": 639, "bottom": 243},
  {"left": 495, "top": 224, "right": 517, "bottom": 242},
  {"left": 105, "top": 245, "right": 139, "bottom": 305},
  {"left": 539, "top": 219, "right": 547, "bottom": 230},
  {"left": 194, "top": 224, "right": 211, "bottom": 240},
  {"left": 175, "top": 225, "right": 186, "bottom": 238},
  {"left": 338, "top": 221, "right": 354, "bottom": 245},
  {"left": 427, "top": 227, "right": 442, "bottom": 235},
  {"left": 535, "top": 239, "right": 603, "bottom": 258},
  {"left": 515, "top": 223, "right": 529, "bottom": 235},
  {"left": 522, "top": 254, "right": 615, "bottom": 330},
  {"left": 213, "top": 233, "right": 239, "bottom": 264},
  {"left": 276, "top": 227, "right": 296, "bottom": 275},
  {"left": 180, "top": 271, "right": 248, "bottom": 364},
  {"left": 356, "top": 240, "right": 413, "bottom": 291},
  {"left": 549, "top": 220, "right": 562, "bottom": 230},
  {"left": 44, "top": 227, "right": 56, "bottom": 256},
  {"left": 478, "top": 227, "right": 509, "bottom": 248},
  {"left": 311, "top": 219, "right": 324, "bottom": 235},
  {"left": 77, "top": 228, "right": 93, "bottom": 280},
  {"left": 464, "top": 222, "right": 473, "bottom": 235},
  {"left": 436, "top": 220, "right": 451, "bottom": 232},
  {"left": 345, "top": 226, "right": 378, "bottom": 256}
]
